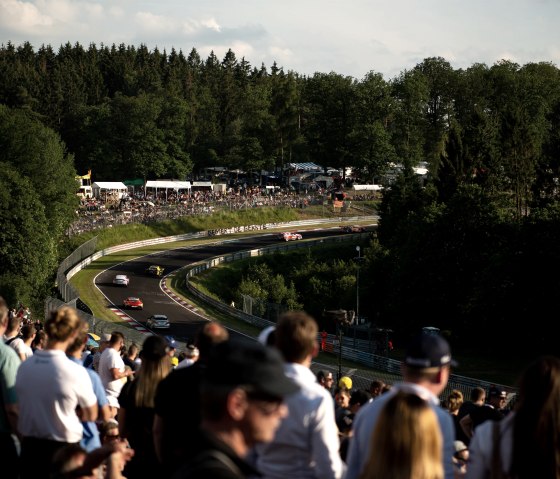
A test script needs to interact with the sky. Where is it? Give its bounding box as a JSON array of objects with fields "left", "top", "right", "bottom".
[{"left": 0, "top": 0, "right": 559, "bottom": 80}]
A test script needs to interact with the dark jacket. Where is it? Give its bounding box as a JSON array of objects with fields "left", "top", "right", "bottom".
[{"left": 171, "top": 429, "right": 260, "bottom": 479}]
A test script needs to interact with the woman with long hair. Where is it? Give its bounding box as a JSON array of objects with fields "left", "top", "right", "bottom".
[
  {"left": 117, "top": 334, "right": 172, "bottom": 478},
  {"left": 466, "top": 355, "right": 560, "bottom": 479},
  {"left": 360, "top": 391, "right": 444, "bottom": 479}
]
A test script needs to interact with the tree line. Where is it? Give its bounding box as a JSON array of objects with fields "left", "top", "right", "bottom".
[{"left": 1, "top": 40, "right": 560, "bottom": 355}]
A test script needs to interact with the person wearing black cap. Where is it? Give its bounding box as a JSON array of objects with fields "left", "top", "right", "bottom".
[
  {"left": 346, "top": 331, "right": 457, "bottom": 479},
  {"left": 171, "top": 339, "right": 299, "bottom": 479}
]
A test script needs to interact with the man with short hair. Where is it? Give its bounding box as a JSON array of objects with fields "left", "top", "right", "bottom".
[
  {"left": 346, "top": 332, "right": 457, "bottom": 479},
  {"left": 459, "top": 386, "right": 507, "bottom": 440},
  {"left": 254, "top": 311, "right": 345, "bottom": 479},
  {"left": 171, "top": 339, "right": 299, "bottom": 479},
  {"left": 316, "top": 369, "right": 334, "bottom": 392},
  {"left": 98, "top": 331, "right": 134, "bottom": 418}
]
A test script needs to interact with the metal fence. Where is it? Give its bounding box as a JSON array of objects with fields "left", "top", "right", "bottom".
[{"left": 184, "top": 236, "right": 519, "bottom": 402}]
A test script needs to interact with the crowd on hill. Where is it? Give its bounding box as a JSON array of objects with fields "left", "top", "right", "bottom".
[
  {"left": 2, "top": 295, "right": 559, "bottom": 479},
  {"left": 67, "top": 187, "right": 327, "bottom": 237}
]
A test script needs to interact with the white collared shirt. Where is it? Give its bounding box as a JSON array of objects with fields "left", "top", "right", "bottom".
[{"left": 254, "top": 362, "right": 345, "bottom": 479}]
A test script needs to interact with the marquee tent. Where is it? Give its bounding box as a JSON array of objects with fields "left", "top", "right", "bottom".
[
  {"left": 352, "top": 184, "right": 383, "bottom": 191},
  {"left": 145, "top": 180, "right": 191, "bottom": 200},
  {"left": 92, "top": 182, "right": 128, "bottom": 199}
]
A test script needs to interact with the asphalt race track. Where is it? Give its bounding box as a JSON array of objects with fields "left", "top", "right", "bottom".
[{"left": 95, "top": 226, "right": 372, "bottom": 344}]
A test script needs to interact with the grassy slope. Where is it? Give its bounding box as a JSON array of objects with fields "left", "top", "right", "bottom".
[{"left": 67, "top": 204, "right": 525, "bottom": 385}]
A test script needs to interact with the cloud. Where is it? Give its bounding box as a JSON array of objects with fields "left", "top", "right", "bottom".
[{"left": 0, "top": 0, "right": 53, "bottom": 32}]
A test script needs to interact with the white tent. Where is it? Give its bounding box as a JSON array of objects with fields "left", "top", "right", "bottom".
[
  {"left": 92, "top": 182, "right": 128, "bottom": 199},
  {"left": 352, "top": 184, "right": 383, "bottom": 191},
  {"left": 145, "top": 180, "right": 191, "bottom": 190}
]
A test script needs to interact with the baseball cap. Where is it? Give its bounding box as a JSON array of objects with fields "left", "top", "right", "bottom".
[
  {"left": 141, "top": 335, "right": 169, "bottom": 361},
  {"left": 339, "top": 376, "right": 353, "bottom": 390},
  {"left": 488, "top": 386, "right": 507, "bottom": 399},
  {"left": 164, "top": 335, "right": 176, "bottom": 349},
  {"left": 100, "top": 333, "right": 112, "bottom": 342},
  {"left": 454, "top": 440, "right": 468, "bottom": 454},
  {"left": 204, "top": 339, "right": 299, "bottom": 398},
  {"left": 404, "top": 332, "right": 458, "bottom": 369}
]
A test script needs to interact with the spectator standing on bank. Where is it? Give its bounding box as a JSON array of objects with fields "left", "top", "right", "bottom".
[
  {"left": 360, "top": 391, "right": 444, "bottom": 479},
  {"left": 9, "top": 323, "right": 35, "bottom": 361},
  {"left": 443, "top": 389, "right": 464, "bottom": 441},
  {"left": 368, "top": 379, "right": 386, "bottom": 400},
  {"left": 460, "top": 387, "right": 508, "bottom": 440},
  {"left": 98, "top": 332, "right": 134, "bottom": 419},
  {"left": 456, "top": 387, "right": 485, "bottom": 446},
  {"left": 15, "top": 306, "right": 98, "bottom": 479},
  {"left": 89, "top": 333, "right": 111, "bottom": 371},
  {"left": 118, "top": 335, "right": 172, "bottom": 479},
  {"left": 31, "top": 329, "right": 48, "bottom": 352},
  {"left": 123, "top": 343, "right": 140, "bottom": 374},
  {"left": 346, "top": 332, "right": 457, "bottom": 479},
  {"left": 466, "top": 355, "right": 560, "bottom": 479},
  {"left": 154, "top": 321, "right": 229, "bottom": 477},
  {"left": 0, "top": 296, "right": 21, "bottom": 479},
  {"left": 66, "top": 325, "right": 112, "bottom": 452},
  {"left": 253, "top": 311, "right": 345, "bottom": 479},
  {"left": 3, "top": 313, "right": 21, "bottom": 344},
  {"left": 171, "top": 339, "right": 299, "bottom": 479},
  {"left": 317, "top": 369, "right": 335, "bottom": 393}
]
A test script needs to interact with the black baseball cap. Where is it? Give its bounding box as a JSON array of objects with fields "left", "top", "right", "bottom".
[
  {"left": 204, "top": 339, "right": 300, "bottom": 398},
  {"left": 404, "top": 332, "right": 458, "bottom": 370}
]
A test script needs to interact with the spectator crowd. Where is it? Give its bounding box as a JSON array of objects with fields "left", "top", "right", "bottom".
[{"left": 2, "top": 296, "right": 558, "bottom": 479}]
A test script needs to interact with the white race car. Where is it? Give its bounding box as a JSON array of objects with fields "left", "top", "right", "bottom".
[{"left": 278, "top": 231, "right": 303, "bottom": 241}]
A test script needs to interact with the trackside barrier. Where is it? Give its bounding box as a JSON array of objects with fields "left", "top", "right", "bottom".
[{"left": 185, "top": 235, "right": 518, "bottom": 399}]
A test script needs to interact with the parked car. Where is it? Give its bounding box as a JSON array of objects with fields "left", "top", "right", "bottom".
[
  {"left": 113, "top": 274, "right": 130, "bottom": 286},
  {"left": 341, "top": 225, "right": 366, "bottom": 233},
  {"left": 278, "top": 231, "right": 303, "bottom": 241},
  {"left": 146, "top": 265, "right": 165, "bottom": 277},
  {"left": 123, "top": 297, "right": 143, "bottom": 310},
  {"left": 146, "top": 314, "right": 170, "bottom": 330}
]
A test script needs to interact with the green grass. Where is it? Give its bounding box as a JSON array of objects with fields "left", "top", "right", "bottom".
[{"left": 66, "top": 205, "right": 524, "bottom": 386}]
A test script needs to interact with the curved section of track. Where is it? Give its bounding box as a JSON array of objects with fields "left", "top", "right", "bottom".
[{"left": 95, "top": 226, "right": 373, "bottom": 343}]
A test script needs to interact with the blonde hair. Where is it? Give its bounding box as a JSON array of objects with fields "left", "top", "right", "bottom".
[
  {"left": 445, "top": 389, "right": 464, "bottom": 414},
  {"left": 45, "top": 306, "right": 83, "bottom": 343},
  {"left": 360, "top": 391, "right": 443, "bottom": 479}
]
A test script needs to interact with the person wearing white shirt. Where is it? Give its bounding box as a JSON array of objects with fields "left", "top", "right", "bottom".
[
  {"left": 98, "top": 331, "right": 134, "bottom": 417},
  {"left": 253, "top": 311, "right": 345, "bottom": 479}
]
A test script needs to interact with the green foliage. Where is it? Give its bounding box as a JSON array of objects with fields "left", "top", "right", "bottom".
[{"left": 0, "top": 164, "right": 57, "bottom": 308}]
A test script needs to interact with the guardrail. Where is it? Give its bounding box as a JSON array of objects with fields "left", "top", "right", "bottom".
[{"left": 184, "top": 235, "right": 518, "bottom": 399}]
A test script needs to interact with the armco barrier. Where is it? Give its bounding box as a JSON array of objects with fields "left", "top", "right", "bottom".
[{"left": 184, "top": 234, "right": 518, "bottom": 398}]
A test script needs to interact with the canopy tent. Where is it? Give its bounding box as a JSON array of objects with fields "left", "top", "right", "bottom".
[
  {"left": 92, "top": 182, "right": 128, "bottom": 199},
  {"left": 145, "top": 180, "right": 191, "bottom": 190},
  {"left": 286, "top": 162, "right": 323, "bottom": 172},
  {"left": 123, "top": 178, "right": 144, "bottom": 186},
  {"left": 352, "top": 184, "right": 383, "bottom": 191},
  {"left": 191, "top": 181, "right": 212, "bottom": 190},
  {"left": 145, "top": 180, "right": 191, "bottom": 200}
]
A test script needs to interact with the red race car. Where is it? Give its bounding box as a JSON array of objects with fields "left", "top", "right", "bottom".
[{"left": 123, "top": 297, "right": 144, "bottom": 310}]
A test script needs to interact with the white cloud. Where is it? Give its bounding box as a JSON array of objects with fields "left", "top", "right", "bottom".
[{"left": 0, "top": 0, "right": 53, "bottom": 31}]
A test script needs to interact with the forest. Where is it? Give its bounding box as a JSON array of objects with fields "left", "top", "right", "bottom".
[{"left": 1, "top": 41, "right": 560, "bottom": 354}]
